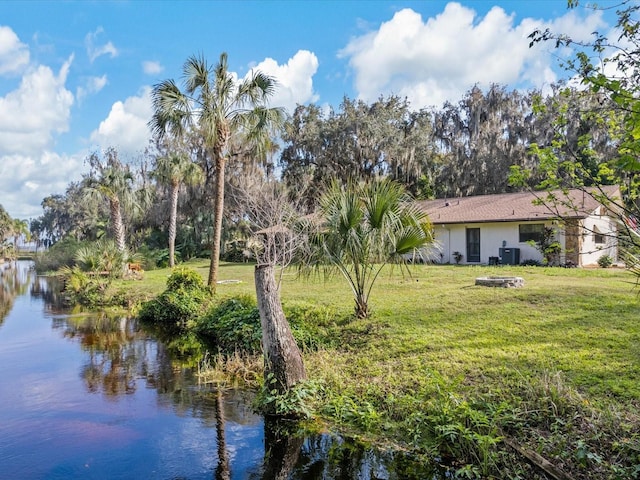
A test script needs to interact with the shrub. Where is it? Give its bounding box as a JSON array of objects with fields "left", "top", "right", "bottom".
[
  {"left": 58, "top": 266, "right": 111, "bottom": 307},
  {"left": 520, "top": 259, "right": 542, "bottom": 266},
  {"left": 197, "top": 296, "right": 262, "bottom": 354},
  {"left": 74, "top": 239, "right": 128, "bottom": 278},
  {"left": 33, "top": 237, "right": 83, "bottom": 273},
  {"left": 597, "top": 254, "right": 613, "bottom": 268},
  {"left": 137, "top": 268, "right": 211, "bottom": 331},
  {"left": 196, "top": 297, "right": 339, "bottom": 355}
]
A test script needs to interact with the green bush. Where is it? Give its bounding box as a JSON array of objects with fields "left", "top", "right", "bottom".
[
  {"left": 196, "top": 297, "right": 339, "bottom": 355},
  {"left": 33, "top": 237, "right": 83, "bottom": 273},
  {"left": 197, "top": 296, "right": 262, "bottom": 354},
  {"left": 597, "top": 254, "right": 613, "bottom": 268},
  {"left": 137, "top": 268, "right": 211, "bottom": 331}
]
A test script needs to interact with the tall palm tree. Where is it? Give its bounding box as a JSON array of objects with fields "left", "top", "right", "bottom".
[
  {"left": 11, "top": 218, "right": 28, "bottom": 253},
  {"left": 152, "top": 152, "right": 204, "bottom": 267},
  {"left": 84, "top": 148, "right": 136, "bottom": 253},
  {"left": 150, "top": 52, "right": 285, "bottom": 290},
  {"left": 306, "top": 178, "right": 434, "bottom": 319}
]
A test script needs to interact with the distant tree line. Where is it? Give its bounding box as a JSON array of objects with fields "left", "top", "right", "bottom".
[{"left": 22, "top": 80, "right": 624, "bottom": 270}]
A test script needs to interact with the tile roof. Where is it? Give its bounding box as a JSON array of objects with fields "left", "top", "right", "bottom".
[{"left": 417, "top": 185, "right": 621, "bottom": 224}]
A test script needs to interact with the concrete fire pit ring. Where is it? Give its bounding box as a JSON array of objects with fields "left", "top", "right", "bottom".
[{"left": 475, "top": 276, "right": 524, "bottom": 288}]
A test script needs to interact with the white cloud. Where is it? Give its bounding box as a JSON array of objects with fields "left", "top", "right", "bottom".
[
  {"left": 339, "top": 2, "right": 606, "bottom": 109},
  {"left": 89, "top": 86, "right": 152, "bottom": 155},
  {"left": 0, "top": 51, "right": 78, "bottom": 218},
  {"left": 0, "top": 151, "right": 85, "bottom": 218},
  {"left": 0, "top": 26, "right": 29, "bottom": 75},
  {"left": 0, "top": 56, "right": 74, "bottom": 156},
  {"left": 85, "top": 27, "right": 118, "bottom": 63},
  {"left": 76, "top": 74, "right": 108, "bottom": 101},
  {"left": 142, "top": 60, "right": 163, "bottom": 75},
  {"left": 251, "top": 50, "right": 319, "bottom": 113}
]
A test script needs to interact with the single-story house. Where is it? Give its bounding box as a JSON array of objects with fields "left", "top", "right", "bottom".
[{"left": 417, "top": 186, "right": 620, "bottom": 266}]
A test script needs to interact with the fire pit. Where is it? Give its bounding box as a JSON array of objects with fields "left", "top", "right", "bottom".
[{"left": 475, "top": 276, "right": 524, "bottom": 288}]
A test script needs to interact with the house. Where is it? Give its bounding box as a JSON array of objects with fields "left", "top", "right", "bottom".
[{"left": 417, "top": 186, "right": 620, "bottom": 266}]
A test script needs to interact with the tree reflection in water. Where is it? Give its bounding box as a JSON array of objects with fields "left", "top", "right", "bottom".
[
  {"left": 0, "top": 261, "right": 34, "bottom": 326},
  {"left": 24, "top": 262, "right": 443, "bottom": 480}
]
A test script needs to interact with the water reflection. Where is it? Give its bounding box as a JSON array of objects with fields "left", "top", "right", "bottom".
[
  {"left": 0, "top": 260, "right": 34, "bottom": 326},
  {"left": 0, "top": 261, "right": 444, "bottom": 479}
]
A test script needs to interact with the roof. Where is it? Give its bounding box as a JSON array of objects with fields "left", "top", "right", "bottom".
[{"left": 417, "top": 186, "right": 621, "bottom": 225}]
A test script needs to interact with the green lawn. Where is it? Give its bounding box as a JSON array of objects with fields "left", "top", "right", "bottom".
[{"left": 120, "top": 261, "right": 640, "bottom": 478}]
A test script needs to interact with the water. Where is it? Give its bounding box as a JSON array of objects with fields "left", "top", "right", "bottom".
[{"left": 0, "top": 261, "right": 441, "bottom": 480}]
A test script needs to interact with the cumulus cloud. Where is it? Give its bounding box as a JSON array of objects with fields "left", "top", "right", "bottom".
[
  {"left": 251, "top": 50, "right": 319, "bottom": 113},
  {"left": 89, "top": 86, "right": 152, "bottom": 155},
  {"left": 85, "top": 27, "right": 118, "bottom": 63},
  {"left": 0, "top": 50, "right": 77, "bottom": 217},
  {"left": 142, "top": 60, "right": 163, "bottom": 75},
  {"left": 76, "top": 74, "right": 108, "bottom": 101},
  {"left": 0, "top": 151, "right": 85, "bottom": 218},
  {"left": 339, "top": 2, "right": 606, "bottom": 109},
  {"left": 0, "top": 56, "right": 74, "bottom": 156},
  {"left": 0, "top": 26, "right": 29, "bottom": 75}
]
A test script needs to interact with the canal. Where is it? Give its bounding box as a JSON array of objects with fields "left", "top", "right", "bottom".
[{"left": 0, "top": 261, "right": 442, "bottom": 479}]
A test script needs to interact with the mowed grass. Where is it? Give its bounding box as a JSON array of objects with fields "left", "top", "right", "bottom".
[{"left": 126, "top": 261, "right": 639, "bottom": 403}]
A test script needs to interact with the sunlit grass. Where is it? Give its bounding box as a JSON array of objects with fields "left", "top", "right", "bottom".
[
  {"left": 121, "top": 261, "right": 639, "bottom": 402},
  {"left": 117, "top": 260, "right": 640, "bottom": 476}
]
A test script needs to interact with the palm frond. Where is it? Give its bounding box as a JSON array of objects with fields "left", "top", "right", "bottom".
[
  {"left": 184, "top": 54, "right": 211, "bottom": 95},
  {"left": 149, "top": 79, "right": 192, "bottom": 138}
]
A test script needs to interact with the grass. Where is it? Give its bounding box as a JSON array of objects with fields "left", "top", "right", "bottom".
[{"left": 115, "top": 261, "right": 640, "bottom": 478}]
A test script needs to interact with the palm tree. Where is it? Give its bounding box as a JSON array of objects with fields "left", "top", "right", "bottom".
[
  {"left": 306, "top": 178, "right": 434, "bottom": 319},
  {"left": 11, "top": 219, "right": 28, "bottom": 254},
  {"left": 84, "top": 148, "right": 136, "bottom": 253},
  {"left": 152, "top": 152, "right": 204, "bottom": 267},
  {"left": 150, "top": 52, "right": 285, "bottom": 290}
]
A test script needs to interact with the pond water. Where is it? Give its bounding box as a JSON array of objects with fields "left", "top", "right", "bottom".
[{"left": 0, "top": 261, "right": 443, "bottom": 480}]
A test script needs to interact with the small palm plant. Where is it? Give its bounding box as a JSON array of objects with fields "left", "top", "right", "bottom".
[{"left": 303, "top": 178, "right": 434, "bottom": 319}]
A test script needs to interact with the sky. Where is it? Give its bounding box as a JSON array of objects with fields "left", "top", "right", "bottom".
[{"left": 0, "top": 0, "right": 619, "bottom": 220}]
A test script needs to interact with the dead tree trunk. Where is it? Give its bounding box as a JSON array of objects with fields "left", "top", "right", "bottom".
[{"left": 254, "top": 264, "right": 306, "bottom": 404}]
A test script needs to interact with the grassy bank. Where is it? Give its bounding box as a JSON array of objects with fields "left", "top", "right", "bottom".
[{"left": 117, "top": 261, "right": 640, "bottom": 478}]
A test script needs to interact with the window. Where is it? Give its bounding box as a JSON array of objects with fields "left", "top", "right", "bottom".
[
  {"left": 519, "top": 223, "right": 545, "bottom": 243},
  {"left": 594, "top": 226, "right": 605, "bottom": 245}
]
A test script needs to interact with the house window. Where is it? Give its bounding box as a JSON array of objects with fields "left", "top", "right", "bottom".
[
  {"left": 594, "top": 226, "right": 605, "bottom": 245},
  {"left": 519, "top": 224, "right": 545, "bottom": 243}
]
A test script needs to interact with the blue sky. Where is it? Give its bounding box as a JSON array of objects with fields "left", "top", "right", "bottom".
[{"left": 0, "top": 1, "right": 618, "bottom": 219}]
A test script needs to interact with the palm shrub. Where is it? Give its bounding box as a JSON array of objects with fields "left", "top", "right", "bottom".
[
  {"left": 302, "top": 178, "right": 434, "bottom": 318},
  {"left": 74, "top": 239, "right": 127, "bottom": 277}
]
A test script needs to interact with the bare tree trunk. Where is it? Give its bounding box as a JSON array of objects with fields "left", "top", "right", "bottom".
[
  {"left": 168, "top": 181, "right": 179, "bottom": 268},
  {"left": 208, "top": 155, "right": 226, "bottom": 290},
  {"left": 255, "top": 264, "right": 306, "bottom": 402},
  {"left": 110, "top": 197, "right": 126, "bottom": 252}
]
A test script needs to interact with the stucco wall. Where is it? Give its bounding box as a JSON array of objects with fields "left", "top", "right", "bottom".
[
  {"left": 433, "top": 222, "right": 544, "bottom": 265},
  {"left": 580, "top": 213, "right": 618, "bottom": 265},
  {"left": 432, "top": 214, "right": 617, "bottom": 266}
]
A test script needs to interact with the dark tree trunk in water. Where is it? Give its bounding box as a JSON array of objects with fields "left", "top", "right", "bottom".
[
  {"left": 255, "top": 264, "right": 306, "bottom": 403},
  {"left": 213, "top": 389, "right": 230, "bottom": 480},
  {"left": 262, "top": 419, "right": 304, "bottom": 479}
]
